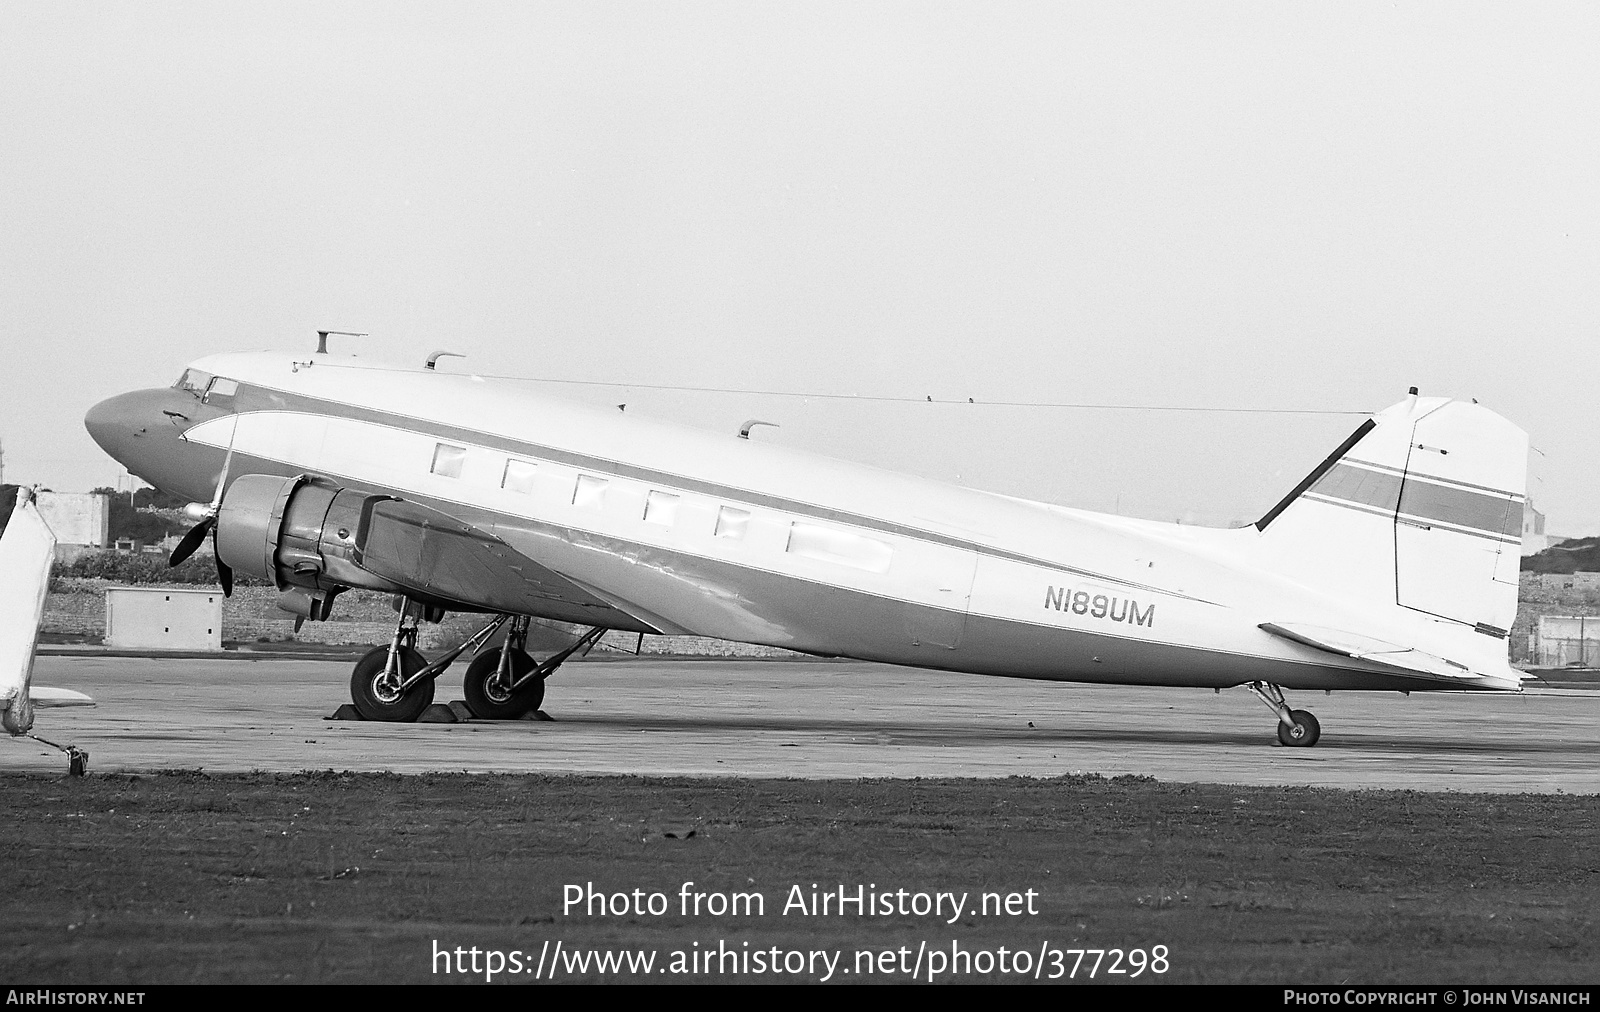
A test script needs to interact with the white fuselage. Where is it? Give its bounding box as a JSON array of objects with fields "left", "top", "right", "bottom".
[{"left": 153, "top": 351, "right": 1515, "bottom": 692}]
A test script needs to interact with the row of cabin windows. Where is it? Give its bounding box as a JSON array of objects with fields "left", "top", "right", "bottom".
[
  {"left": 428, "top": 441, "right": 888, "bottom": 572},
  {"left": 431, "top": 442, "right": 750, "bottom": 539}
]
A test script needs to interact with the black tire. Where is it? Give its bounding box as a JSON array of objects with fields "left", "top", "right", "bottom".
[
  {"left": 462, "top": 648, "right": 543, "bottom": 719},
  {"left": 1276, "top": 708, "right": 1321, "bottom": 747},
  {"left": 350, "top": 645, "right": 433, "bottom": 722}
]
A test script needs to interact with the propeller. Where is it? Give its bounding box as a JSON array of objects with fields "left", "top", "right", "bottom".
[
  {"left": 168, "top": 417, "right": 237, "bottom": 596},
  {"left": 168, "top": 514, "right": 213, "bottom": 566}
]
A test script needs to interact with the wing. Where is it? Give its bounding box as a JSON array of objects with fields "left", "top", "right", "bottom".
[{"left": 353, "top": 495, "right": 662, "bottom": 632}]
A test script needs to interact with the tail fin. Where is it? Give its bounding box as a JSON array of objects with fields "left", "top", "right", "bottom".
[
  {"left": 1254, "top": 393, "right": 1526, "bottom": 635},
  {"left": 0, "top": 488, "right": 56, "bottom": 735}
]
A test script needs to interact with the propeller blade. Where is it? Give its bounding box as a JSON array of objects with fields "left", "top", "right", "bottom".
[
  {"left": 169, "top": 517, "right": 215, "bottom": 567},
  {"left": 210, "top": 414, "right": 239, "bottom": 506},
  {"left": 212, "top": 526, "right": 233, "bottom": 597}
]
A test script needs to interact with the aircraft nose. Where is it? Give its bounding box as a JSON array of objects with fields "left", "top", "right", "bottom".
[
  {"left": 86, "top": 388, "right": 224, "bottom": 504},
  {"left": 84, "top": 390, "right": 153, "bottom": 459},
  {"left": 84, "top": 388, "right": 189, "bottom": 473}
]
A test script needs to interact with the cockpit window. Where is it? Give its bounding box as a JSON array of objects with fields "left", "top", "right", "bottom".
[
  {"left": 173, "top": 368, "right": 213, "bottom": 398},
  {"left": 203, "top": 377, "right": 239, "bottom": 405}
]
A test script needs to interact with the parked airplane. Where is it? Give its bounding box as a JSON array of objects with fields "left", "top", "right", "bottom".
[{"left": 83, "top": 338, "right": 1528, "bottom": 745}]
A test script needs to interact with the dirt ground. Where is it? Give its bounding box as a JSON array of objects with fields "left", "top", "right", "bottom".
[{"left": 2, "top": 772, "right": 1596, "bottom": 984}]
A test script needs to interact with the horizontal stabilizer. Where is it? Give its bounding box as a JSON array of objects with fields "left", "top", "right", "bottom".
[
  {"left": 29, "top": 686, "right": 95, "bottom": 708},
  {"left": 1259, "top": 621, "right": 1517, "bottom": 686}
]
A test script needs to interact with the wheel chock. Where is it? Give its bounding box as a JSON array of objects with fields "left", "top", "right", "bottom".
[
  {"left": 326, "top": 704, "right": 366, "bottom": 721},
  {"left": 518, "top": 709, "right": 555, "bottom": 722},
  {"left": 446, "top": 701, "right": 474, "bottom": 722},
  {"left": 417, "top": 703, "right": 459, "bottom": 723}
]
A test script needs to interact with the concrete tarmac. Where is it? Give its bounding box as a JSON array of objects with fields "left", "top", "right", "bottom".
[{"left": 8, "top": 655, "right": 1598, "bottom": 792}]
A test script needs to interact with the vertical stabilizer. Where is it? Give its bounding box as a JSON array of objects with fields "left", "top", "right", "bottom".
[
  {"left": 1254, "top": 396, "right": 1526, "bottom": 635},
  {"left": 0, "top": 488, "right": 56, "bottom": 735}
]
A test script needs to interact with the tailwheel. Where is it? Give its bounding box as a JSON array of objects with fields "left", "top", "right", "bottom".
[
  {"left": 1245, "top": 681, "right": 1323, "bottom": 748},
  {"left": 350, "top": 645, "right": 433, "bottom": 722},
  {"left": 1276, "top": 708, "right": 1321, "bottom": 748},
  {"left": 462, "top": 647, "right": 543, "bottom": 719}
]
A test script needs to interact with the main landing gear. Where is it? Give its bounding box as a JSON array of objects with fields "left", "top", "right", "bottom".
[
  {"left": 349, "top": 599, "right": 607, "bottom": 722},
  {"left": 1244, "top": 681, "right": 1321, "bottom": 747},
  {"left": 461, "top": 617, "right": 607, "bottom": 720}
]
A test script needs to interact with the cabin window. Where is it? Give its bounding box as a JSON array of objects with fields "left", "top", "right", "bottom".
[
  {"left": 643, "top": 490, "right": 679, "bottom": 527},
  {"left": 502, "top": 459, "right": 538, "bottom": 494},
  {"left": 714, "top": 506, "right": 750, "bottom": 540},
  {"left": 202, "top": 377, "right": 239, "bottom": 407},
  {"left": 431, "top": 443, "right": 466, "bottom": 478},
  {"left": 786, "top": 522, "right": 892, "bottom": 573},
  {"left": 573, "top": 474, "right": 608, "bottom": 508}
]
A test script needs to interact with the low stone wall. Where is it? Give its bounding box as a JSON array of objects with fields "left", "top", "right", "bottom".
[
  {"left": 42, "top": 584, "right": 107, "bottom": 637},
  {"left": 44, "top": 581, "right": 397, "bottom": 645},
  {"left": 42, "top": 578, "right": 797, "bottom": 657},
  {"left": 594, "top": 630, "right": 798, "bottom": 658}
]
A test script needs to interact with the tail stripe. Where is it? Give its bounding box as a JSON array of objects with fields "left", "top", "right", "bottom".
[
  {"left": 1299, "top": 461, "right": 1520, "bottom": 544},
  {"left": 1396, "top": 480, "right": 1521, "bottom": 542},
  {"left": 1307, "top": 462, "right": 1402, "bottom": 512},
  {"left": 1300, "top": 493, "right": 1398, "bottom": 524}
]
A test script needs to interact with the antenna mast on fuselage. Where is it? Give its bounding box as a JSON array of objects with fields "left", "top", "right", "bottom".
[{"left": 315, "top": 330, "right": 369, "bottom": 354}]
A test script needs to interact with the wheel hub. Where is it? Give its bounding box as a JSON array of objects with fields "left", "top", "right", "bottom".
[
  {"left": 484, "top": 671, "right": 514, "bottom": 703},
  {"left": 371, "top": 670, "right": 404, "bottom": 704}
]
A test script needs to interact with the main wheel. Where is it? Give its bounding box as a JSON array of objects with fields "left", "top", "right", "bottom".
[
  {"left": 1276, "top": 708, "right": 1321, "bottom": 747},
  {"left": 350, "top": 645, "right": 433, "bottom": 722},
  {"left": 462, "top": 647, "right": 543, "bottom": 719}
]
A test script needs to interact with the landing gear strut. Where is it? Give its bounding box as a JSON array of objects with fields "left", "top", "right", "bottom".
[
  {"left": 1245, "top": 681, "right": 1321, "bottom": 747},
  {"left": 462, "top": 619, "right": 607, "bottom": 720},
  {"left": 349, "top": 601, "right": 610, "bottom": 722},
  {"left": 350, "top": 600, "right": 509, "bottom": 721}
]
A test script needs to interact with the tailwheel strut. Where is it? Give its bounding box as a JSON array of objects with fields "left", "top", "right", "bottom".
[{"left": 1244, "top": 681, "right": 1321, "bottom": 748}]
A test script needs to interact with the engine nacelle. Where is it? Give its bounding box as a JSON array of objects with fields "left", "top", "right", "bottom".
[{"left": 216, "top": 474, "right": 404, "bottom": 618}]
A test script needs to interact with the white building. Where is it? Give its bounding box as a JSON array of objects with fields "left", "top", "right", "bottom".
[
  {"left": 1522, "top": 500, "right": 1548, "bottom": 556},
  {"left": 34, "top": 491, "right": 110, "bottom": 562}
]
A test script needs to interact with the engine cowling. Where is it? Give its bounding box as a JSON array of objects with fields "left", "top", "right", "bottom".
[{"left": 215, "top": 474, "right": 404, "bottom": 619}]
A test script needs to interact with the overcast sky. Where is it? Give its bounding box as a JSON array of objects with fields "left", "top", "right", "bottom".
[{"left": 3, "top": 2, "right": 1596, "bottom": 530}]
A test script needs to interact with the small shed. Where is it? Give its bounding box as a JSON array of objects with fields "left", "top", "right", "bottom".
[
  {"left": 1532, "top": 615, "right": 1600, "bottom": 668},
  {"left": 104, "top": 587, "right": 223, "bottom": 651}
]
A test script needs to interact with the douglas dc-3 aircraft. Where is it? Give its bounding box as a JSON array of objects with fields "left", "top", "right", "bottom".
[{"left": 83, "top": 337, "right": 1529, "bottom": 746}]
